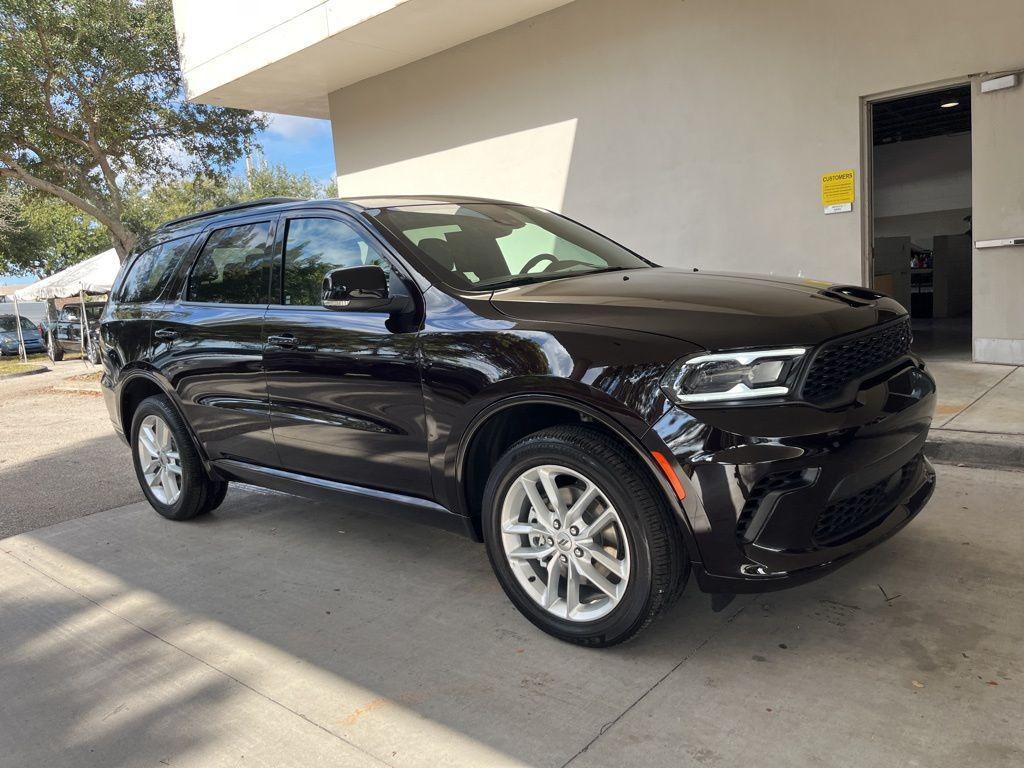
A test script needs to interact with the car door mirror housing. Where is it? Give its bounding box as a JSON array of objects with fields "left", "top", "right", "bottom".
[{"left": 322, "top": 265, "right": 398, "bottom": 312}]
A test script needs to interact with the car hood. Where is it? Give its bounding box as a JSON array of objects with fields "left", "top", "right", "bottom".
[{"left": 489, "top": 268, "right": 907, "bottom": 351}]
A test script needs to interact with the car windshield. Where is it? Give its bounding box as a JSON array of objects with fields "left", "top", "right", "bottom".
[
  {"left": 0, "top": 315, "right": 36, "bottom": 333},
  {"left": 370, "top": 203, "right": 653, "bottom": 290}
]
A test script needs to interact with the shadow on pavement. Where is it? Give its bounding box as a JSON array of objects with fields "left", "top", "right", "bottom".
[{"left": 2, "top": 464, "right": 1023, "bottom": 767}]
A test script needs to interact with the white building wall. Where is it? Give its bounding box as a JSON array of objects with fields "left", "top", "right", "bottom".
[{"left": 329, "top": 0, "right": 1024, "bottom": 288}]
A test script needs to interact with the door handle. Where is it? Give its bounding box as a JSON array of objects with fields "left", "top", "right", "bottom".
[
  {"left": 267, "top": 334, "right": 298, "bottom": 348},
  {"left": 154, "top": 328, "right": 179, "bottom": 341}
]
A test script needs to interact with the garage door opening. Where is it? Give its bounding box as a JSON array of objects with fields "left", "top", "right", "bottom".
[{"left": 869, "top": 84, "right": 972, "bottom": 360}]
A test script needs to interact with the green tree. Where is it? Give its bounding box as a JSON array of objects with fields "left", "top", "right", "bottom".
[
  {"left": 0, "top": 0, "right": 266, "bottom": 260},
  {"left": 0, "top": 187, "right": 109, "bottom": 278},
  {"left": 124, "top": 163, "right": 332, "bottom": 233},
  {"left": 0, "top": 184, "right": 19, "bottom": 234},
  {"left": 123, "top": 174, "right": 231, "bottom": 234},
  {"left": 231, "top": 162, "right": 329, "bottom": 202}
]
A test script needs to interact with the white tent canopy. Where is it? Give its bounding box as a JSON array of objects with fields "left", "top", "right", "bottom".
[{"left": 13, "top": 248, "right": 120, "bottom": 301}]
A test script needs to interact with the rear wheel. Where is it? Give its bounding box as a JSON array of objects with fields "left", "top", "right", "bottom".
[
  {"left": 483, "top": 425, "right": 689, "bottom": 646},
  {"left": 86, "top": 341, "right": 100, "bottom": 365},
  {"left": 131, "top": 395, "right": 228, "bottom": 520},
  {"left": 46, "top": 332, "right": 64, "bottom": 362}
]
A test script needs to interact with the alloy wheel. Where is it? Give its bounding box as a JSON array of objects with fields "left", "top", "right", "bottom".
[
  {"left": 137, "top": 414, "right": 183, "bottom": 505},
  {"left": 500, "top": 464, "right": 631, "bottom": 622}
]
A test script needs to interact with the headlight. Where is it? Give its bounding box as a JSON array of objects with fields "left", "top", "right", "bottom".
[{"left": 662, "top": 348, "right": 807, "bottom": 404}]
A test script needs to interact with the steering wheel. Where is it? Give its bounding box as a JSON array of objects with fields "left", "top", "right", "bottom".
[
  {"left": 519, "top": 253, "right": 557, "bottom": 274},
  {"left": 518, "top": 255, "right": 595, "bottom": 276}
]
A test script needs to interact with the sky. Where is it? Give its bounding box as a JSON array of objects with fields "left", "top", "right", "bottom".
[
  {"left": 1, "top": 113, "right": 336, "bottom": 285},
  {"left": 244, "top": 113, "right": 336, "bottom": 185}
]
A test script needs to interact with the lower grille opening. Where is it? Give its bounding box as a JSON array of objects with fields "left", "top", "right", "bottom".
[
  {"left": 737, "top": 469, "right": 813, "bottom": 542},
  {"left": 812, "top": 454, "right": 923, "bottom": 546}
]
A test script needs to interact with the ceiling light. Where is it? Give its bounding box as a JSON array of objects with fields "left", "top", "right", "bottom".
[{"left": 940, "top": 101, "right": 959, "bottom": 108}]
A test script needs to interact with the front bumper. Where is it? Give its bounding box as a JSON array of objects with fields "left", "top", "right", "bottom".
[
  {"left": 1, "top": 340, "right": 44, "bottom": 355},
  {"left": 648, "top": 358, "right": 937, "bottom": 592}
]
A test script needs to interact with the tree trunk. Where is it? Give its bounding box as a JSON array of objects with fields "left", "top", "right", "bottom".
[
  {"left": 111, "top": 231, "right": 137, "bottom": 262},
  {"left": 1, "top": 156, "right": 137, "bottom": 261}
]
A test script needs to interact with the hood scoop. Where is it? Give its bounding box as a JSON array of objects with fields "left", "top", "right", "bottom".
[{"left": 818, "top": 285, "right": 886, "bottom": 308}]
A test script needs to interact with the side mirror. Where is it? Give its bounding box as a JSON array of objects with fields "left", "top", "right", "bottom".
[{"left": 322, "top": 265, "right": 393, "bottom": 312}]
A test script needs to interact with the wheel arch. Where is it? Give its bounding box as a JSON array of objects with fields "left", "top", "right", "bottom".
[
  {"left": 118, "top": 370, "right": 216, "bottom": 476},
  {"left": 452, "top": 393, "right": 699, "bottom": 558}
]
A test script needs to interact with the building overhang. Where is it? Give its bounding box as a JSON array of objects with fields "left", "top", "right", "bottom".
[{"left": 174, "top": 0, "right": 576, "bottom": 118}]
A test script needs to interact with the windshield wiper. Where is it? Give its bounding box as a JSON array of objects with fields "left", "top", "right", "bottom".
[{"left": 481, "top": 265, "right": 637, "bottom": 291}]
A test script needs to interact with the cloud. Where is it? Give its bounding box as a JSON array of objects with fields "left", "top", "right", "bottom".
[{"left": 260, "top": 113, "right": 331, "bottom": 142}]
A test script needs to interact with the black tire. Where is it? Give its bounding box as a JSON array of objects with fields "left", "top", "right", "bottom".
[
  {"left": 130, "top": 394, "right": 227, "bottom": 520},
  {"left": 199, "top": 478, "right": 230, "bottom": 515},
  {"left": 86, "top": 341, "right": 100, "bottom": 365},
  {"left": 482, "top": 425, "right": 689, "bottom": 647},
  {"left": 47, "top": 332, "right": 64, "bottom": 362}
]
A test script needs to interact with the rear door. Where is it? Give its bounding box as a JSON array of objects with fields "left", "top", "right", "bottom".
[
  {"left": 151, "top": 216, "right": 280, "bottom": 466},
  {"left": 102, "top": 236, "right": 196, "bottom": 373},
  {"left": 262, "top": 212, "right": 431, "bottom": 497}
]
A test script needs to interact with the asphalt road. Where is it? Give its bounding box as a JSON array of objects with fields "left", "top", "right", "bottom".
[{"left": 0, "top": 361, "right": 141, "bottom": 538}]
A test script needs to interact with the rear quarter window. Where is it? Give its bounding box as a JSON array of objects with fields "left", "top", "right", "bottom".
[{"left": 117, "top": 237, "right": 195, "bottom": 304}]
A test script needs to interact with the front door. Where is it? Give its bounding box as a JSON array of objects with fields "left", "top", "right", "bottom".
[{"left": 262, "top": 213, "right": 431, "bottom": 498}]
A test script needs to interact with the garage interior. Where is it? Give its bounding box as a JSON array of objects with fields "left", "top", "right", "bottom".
[{"left": 871, "top": 84, "right": 973, "bottom": 361}]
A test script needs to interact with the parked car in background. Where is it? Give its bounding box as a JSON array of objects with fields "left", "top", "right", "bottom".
[
  {"left": 99, "top": 196, "right": 936, "bottom": 646},
  {"left": 43, "top": 302, "right": 104, "bottom": 363},
  {"left": 0, "top": 313, "right": 45, "bottom": 357}
]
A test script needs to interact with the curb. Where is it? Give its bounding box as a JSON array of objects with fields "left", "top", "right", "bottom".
[{"left": 926, "top": 429, "right": 1024, "bottom": 471}]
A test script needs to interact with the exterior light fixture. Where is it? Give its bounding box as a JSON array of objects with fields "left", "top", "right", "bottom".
[{"left": 940, "top": 101, "right": 959, "bottom": 108}]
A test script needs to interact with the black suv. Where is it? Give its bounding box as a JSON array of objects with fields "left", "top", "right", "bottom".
[{"left": 100, "top": 196, "right": 936, "bottom": 646}]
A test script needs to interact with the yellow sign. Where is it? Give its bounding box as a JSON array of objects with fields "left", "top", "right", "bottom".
[{"left": 821, "top": 169, "right": 855, "bottom": 207}]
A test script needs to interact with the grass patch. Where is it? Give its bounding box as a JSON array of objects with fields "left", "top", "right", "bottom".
[{"left": 0, "top": 353, "right": 48, "bottom": 376}]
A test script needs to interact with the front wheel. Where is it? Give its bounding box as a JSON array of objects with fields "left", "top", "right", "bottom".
[{"left": 483, "top": 425, "right": 689, "bottom": 647}]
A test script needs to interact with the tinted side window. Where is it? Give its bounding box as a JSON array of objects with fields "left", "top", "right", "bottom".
[
  {"left": 118, "top": 237, "right": 193, "bottom": 303},
  {"left": 187, "top": 222, "right": 274, "bottom": 304},
  {"left": 282, "top": 218, "right": 392, "bottom": 306}
]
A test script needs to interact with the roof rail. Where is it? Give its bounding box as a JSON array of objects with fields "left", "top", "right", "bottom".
[{"left": 157, "top": 197, "right": 304, "bottom": 229}]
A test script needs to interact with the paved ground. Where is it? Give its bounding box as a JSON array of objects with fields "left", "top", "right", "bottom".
[
  {"left": 911, "top": 318, "right": 1023, "bottom": 440},
  {"left": 0, "top": 360, "right": 141, "bottom": 538},
  {"left": 1, "top": 463, "right": 1022, "bottom": 768},
  {"left": 927, "top": 361, "right": 1022, "bottom": 434}
]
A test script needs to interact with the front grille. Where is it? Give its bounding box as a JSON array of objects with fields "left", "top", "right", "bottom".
[
  {"left": 737, "top": 469, "right": 809, "bottom": 541},
  {"left": 801, "top": 318, "right": 912, "bottom": 404},
  {"left": 812, "top": 454, "right": 922, "bottom": 546}
]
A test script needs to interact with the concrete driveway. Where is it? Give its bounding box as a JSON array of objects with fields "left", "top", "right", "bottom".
[
  {"left": 1, "top": 463, "right": 1021, "bottom": 768},
  {"left": 0, "top": 360, "right": 141, "bottom": 538}
]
